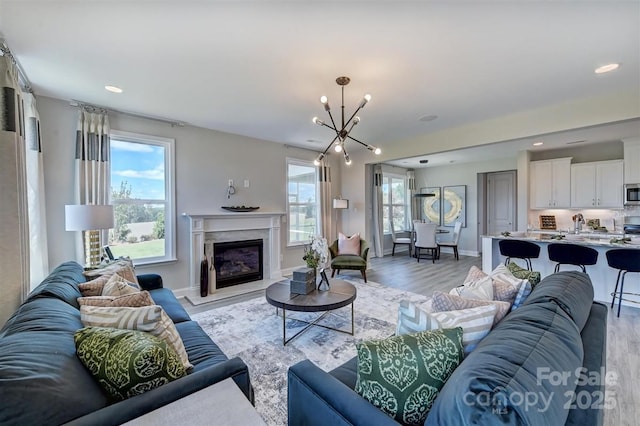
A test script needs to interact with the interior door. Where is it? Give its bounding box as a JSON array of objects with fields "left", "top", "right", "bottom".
[{"left": 487, "top": 171, "right": 516, "bottom": 235}]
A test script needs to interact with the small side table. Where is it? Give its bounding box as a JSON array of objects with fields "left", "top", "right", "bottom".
[{"left": 122, "top": 378, "right": 266, "bottom": 426}]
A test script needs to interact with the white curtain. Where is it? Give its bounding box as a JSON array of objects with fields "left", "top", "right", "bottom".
[
  {"left": 318, "top": 158, "right": 333, "bottom": 240},
  {"left": 0, "top": 54, "right": 30, "bottom": 325},
  {"left": 371, "top": 164, "right": 384, "bottom": 257},
  {"left": 24, "top": 93, "right": 49, "bottom": 288},
  {"left": 74, "top": 110, "right": 111, "bottom": 261}
]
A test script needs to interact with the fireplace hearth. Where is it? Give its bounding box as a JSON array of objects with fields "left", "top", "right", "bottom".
[{"left": 214, "top": 239, "right": 264, "bottom": 288}]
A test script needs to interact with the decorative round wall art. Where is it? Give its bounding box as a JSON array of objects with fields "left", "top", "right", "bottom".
[
  {"left": 421, "top": 188, "right": 441, "bottom": 224},
  {"left": 442, "top": 186, "right": 466, "bottom": 227}
]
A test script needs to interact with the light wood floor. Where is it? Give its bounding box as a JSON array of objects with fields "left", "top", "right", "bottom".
[{"left": 183, "top": 252, "right": 637, "bottom": 425}]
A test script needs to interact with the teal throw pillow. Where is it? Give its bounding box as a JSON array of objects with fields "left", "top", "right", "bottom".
[
  {"left": 355, "top": 327, "right": 464, "bottom": 425},
  {"left": 74, "top": 326, "right": 186, "bottom": 401},
  {"left": 507, "top": 262, "right": 541, "bottom": 288}
]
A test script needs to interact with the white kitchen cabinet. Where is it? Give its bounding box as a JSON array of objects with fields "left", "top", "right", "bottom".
[
  {"left": 623, "top": 138, "right": 640, "bottom": 184},
  {"left": 570, "top": 160, "right": 623, "bottom": 208},
  {"left": 530, "top": 158, "right": 572, "bottom": 209}
]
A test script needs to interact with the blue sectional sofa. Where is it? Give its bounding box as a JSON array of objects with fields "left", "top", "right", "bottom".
[
  {"left": 288, "top": 271, "right": 608, "bottom": 426},
  {"left": 0, "top": 261, "right": 253, "bottom": 425}
]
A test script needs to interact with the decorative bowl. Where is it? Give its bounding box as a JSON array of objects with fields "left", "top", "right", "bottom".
[{"left": 221, "top": 206, "right": 260, "bottom": 212}]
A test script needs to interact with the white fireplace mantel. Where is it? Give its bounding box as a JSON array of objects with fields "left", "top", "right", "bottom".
[{"left": 184, "top": 212, "right": 285, "bottom": 291}]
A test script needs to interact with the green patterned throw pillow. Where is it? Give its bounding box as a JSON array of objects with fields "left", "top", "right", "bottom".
[
  {"left": 507, "top": 262, "right": 541, "bottom": 288},
  {"left": 74, "top": 327, "right": 186, "bottom": 401},
  {"left": 355, "top": 328, "right": 464, "bottom": 425}
]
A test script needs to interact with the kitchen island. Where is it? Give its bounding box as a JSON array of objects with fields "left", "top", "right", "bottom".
[{"left": 482, "top": 232, "right": 640, "bottom": 308}]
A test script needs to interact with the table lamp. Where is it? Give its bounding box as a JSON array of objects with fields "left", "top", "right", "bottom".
[{"left": 65, "top": 204, "right": 114, "bottom": 267}]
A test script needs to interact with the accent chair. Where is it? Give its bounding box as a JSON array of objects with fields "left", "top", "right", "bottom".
[{"left": 329, "top": 237, "right": 369, "bottom": 282}]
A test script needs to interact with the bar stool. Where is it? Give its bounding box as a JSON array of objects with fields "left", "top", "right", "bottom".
[
  {"left": 548, "top": 243, "right": 598, "bottom": 273},
  {"left": 606, "top": 248, "right": 640, "bottom": 317},
  {"left": 499, "top": 239, "right": 540, "bottom": 271}
]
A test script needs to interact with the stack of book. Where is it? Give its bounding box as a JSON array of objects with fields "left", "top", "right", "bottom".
[{"left": 291, "top": 267, "right": 316, "bottom": 294}]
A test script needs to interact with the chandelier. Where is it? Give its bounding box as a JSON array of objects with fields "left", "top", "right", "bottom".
[{"left": 312, "top": 76, "right": 381, "bottom": 166}]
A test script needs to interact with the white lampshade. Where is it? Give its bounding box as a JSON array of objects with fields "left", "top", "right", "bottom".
[
  {"left": 333, "top": 198, "right": 349, "bottom": 209},
  {"left": 65, "top": 204, "right": 114, "bottom": 231}
]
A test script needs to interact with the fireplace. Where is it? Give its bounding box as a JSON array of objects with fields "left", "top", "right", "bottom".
[{"left": 213, "top": 239, "right": 264, "bottom": 288}]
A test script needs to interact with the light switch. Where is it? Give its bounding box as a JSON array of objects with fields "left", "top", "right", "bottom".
[{"left": 244, "top": 179, "right": 250, "bottom": 188}]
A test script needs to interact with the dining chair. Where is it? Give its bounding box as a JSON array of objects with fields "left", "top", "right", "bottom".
[
  {"left": 414, "top": 222, "right": 437, "bottom": 263},
  {"left": 389, "top": 220, "right": 412, "bottom": 256},
  {"left": 437, "top": 221, "right": 462, "bottom": 260}
]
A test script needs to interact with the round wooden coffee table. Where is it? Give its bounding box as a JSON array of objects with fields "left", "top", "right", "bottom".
[{"left": 265, "top": 279, "right": 357, "bottom": 345}]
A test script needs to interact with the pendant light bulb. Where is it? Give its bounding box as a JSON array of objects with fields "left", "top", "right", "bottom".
[
  {"left": 312, "top": 116, "right": 324, "bottom": 126},
  {"left": 344, "top": 152, "right": 352, "bottom": 165},
  {"left": 320, "top": 96, "right": 328, "bottom": 104},
  {"left": 374, "top": 147, "right": 382, "bottom": 155},
  {"left": 334, "top": 143, "right": 343, "bottom": 153}
]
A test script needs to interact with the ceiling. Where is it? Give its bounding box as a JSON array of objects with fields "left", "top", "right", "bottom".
[
  {"left": 386, "top": 118, "right": 640, "bottom": 168},
  {"left": 1, "top": 1, "right": 639, "bottom": 157}
]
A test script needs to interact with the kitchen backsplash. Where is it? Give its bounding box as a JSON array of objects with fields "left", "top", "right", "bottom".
[{"left": 528, "top": 208, "right": 640, "bottom": 233}]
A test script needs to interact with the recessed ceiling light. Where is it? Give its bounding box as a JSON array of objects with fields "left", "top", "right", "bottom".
[
  {"left": 418, "top": 115, "right": 438, "bottom": 122},
  {"left": 105, "top": 85, "right": 123, "bottom": 93},
  {"left": 594, "top": 63, "right": 620, "bottom": 74},
  {"left": 533, "top": 142, "right": 544, "bottom": 146}
]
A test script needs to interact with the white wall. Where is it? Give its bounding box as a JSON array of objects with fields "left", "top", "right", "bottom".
[
  {"left": 37, "top": 96, "right": 342, "bottom": 291},
  {"left": 414, "top": 157, "right": 518, "bottom": 255}
]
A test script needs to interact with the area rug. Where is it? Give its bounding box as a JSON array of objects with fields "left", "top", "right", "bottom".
[{"left": 192, "top": 279, "right": 430, "bottom": 425}]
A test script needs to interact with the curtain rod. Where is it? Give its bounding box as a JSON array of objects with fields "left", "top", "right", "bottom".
[
  {"left": 0, "top": 39, "right": 33, "bottom": 93},
  {"left": 70, "top": 100, "right": 186, "bottom": 127}
]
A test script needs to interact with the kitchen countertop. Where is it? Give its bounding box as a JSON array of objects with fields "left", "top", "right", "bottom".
[{"left": 482, "top": 231, "right": 640, "bottom": 249}]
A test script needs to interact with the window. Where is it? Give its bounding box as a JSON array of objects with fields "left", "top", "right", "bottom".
[
  {"left": 287, "top": 159, "right": 319, "bottom": 245},
  {"left": 382, "top": 173, "right": 408, "bottom": 233},
  {"left": 109, "top": 130, "right": 175, "bottom": 264}
]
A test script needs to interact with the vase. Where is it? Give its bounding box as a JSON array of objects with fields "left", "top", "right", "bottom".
[{"left": 317, "top": 267, "right": 330, "bottom": 291}]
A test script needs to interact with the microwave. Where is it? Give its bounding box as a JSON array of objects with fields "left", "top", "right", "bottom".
[{"left": 624, "top": 184, "right": 640, "bottom": 206}]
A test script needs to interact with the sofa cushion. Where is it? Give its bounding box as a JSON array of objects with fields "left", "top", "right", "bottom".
[
  {"left": 78, "top": 275, "right": 111, "bottom": 296},
  {"left": 425, "top": 301, "right": 584, "bottom": 426},
  {"left": 0, "top": 296, "right": 81, "bottom": 337},
  {"left": 174, "top": 320, "right": 229, "bottom": 371},
  {"left": 452, "top": 275, "right": 494, "bottom": 300},
  {"left": 523, "top": 271, "right": 594, "bottom": 331},
  {"left": 511, "top": 280, "right": 532, "bottom": 311},
  {"left": 396, "top": 301, "right": 496, "bottom": 355},
  {"left": 431, "top": 291, "right": 510, "bottom": 326},
  {"left": 355, "top": 328, "right": 463, "bottom": 425},
  {"left": 101, "top": 273, "right": 140, "bottom": 296},
  {"left": 507, "top": 261, "right": 541, "bottom": 287},
  {"left": 80, "top": 305, "right": 193, "bottom": 370},
  {"left": 148, "top": 288, "right": 192, "bottom": 323},
  {"left": 338, "top": 232, "right": 361, "bottom": 255},
  {"left": 26, "top": 261, "right": 84, "bottom": 308},
  {"left": 492, "top": 279, "right": 519, "bottom": 304},
  {"left": 83, "top": 258, "right": 139, "bottom": 286},
  {"left": 74, "top": 327, "right": 186, "bottom": 402},
  {"left": 78, "top": 290, "right": 155, "bottom": 307},
  {"left": 0, "top": 300, "right": 109, "bottom": 425}
]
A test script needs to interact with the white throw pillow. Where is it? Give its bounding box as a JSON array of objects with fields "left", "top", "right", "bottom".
[
  {"left": 490, "top": 264, "right": 527, "bottom": 289},
  {"left": 431, "top": 305, "right": 497, "bottom": 354},
  {"left": 338, "top": 232, "right": 361, "bottom": 255},
  {"left": 452, "top": 275, "right": 494, "bottom": 300},
  {"left": 397, "top": 300, "right": 496, "bottom": 355}
]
